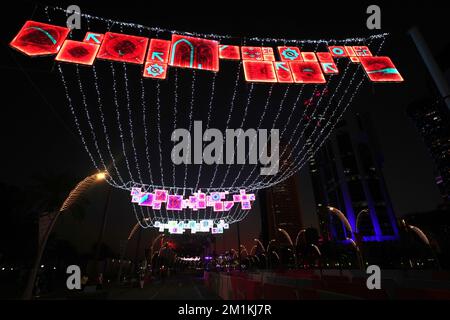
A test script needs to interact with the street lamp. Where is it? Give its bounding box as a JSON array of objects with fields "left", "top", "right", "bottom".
[
  {"left": 23, "top": 171, "right": 108, "bottom": 300},
  {"left": 355, "top": 209, "right": 369, "bottom": 234}
]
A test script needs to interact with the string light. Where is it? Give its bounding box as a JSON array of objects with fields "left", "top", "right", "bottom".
[{"left": 44, "top": 8, "right": 391, "bottom": 229}]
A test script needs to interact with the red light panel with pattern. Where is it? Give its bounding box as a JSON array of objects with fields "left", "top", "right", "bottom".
[
  {"left": 316, "top": 52, "right": 333, "bottom": 62},
  {"left": 219, "top": 45, "right": 240, "bottom": 60},
  {"left": 353, "top": 46, "right": 372, "bottom": 57},
  {"left": 170, "top": 34, "right": 219, "bottom": 71},
  {"left": 83, "top": 32, "right": 104, "bottom": 44},
  {"left": 146, "top": 39, "right": 171, "bottom": 63},
  {"left": 328, "top": 46, "right": 347, "bottom": 58},
  {"left": 143, "top": 61, "right": 168, "bottom": 79},
  {"left": 301, "top": 52, "right": 318, "bottom": 62},
  {"left": 274, "top": 62, "right": 293, "bottom": 83},
  {"left": 278, "top": 46, "right": 302, "bottom": 61},
  {"left": 97, "top": 32, "right": 149, "bottom": 64},
  {"left": 10, "top": 20, "right": 70, "bottom": 56},
  {"left": 360, "top": 56, "right": 404, "bottom": 82},
  {"left": 320, "top": 62, "right": 339, "bottom": 74},
  {"left": 289, "top": 61, "right": 326, "bottom": 83},
  {"left": 243, "top": 60, "right": 277, "bottom": 83},
  {"left": 55, "top": 40, "right": 100, "bottom": 65},
  {"left": 241, "top": 46, "right": 263, "bottom": 60}
]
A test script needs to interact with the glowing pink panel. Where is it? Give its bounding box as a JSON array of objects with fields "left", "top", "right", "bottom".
[
  {"left": 214, "top": 202, "right": 224, "bottom": 212},
  {"left": 10, "top": 20, "right": 70, "bottom": 56},
  {"left": 170, "top": 34, "right": 219, "bottom": 71},
  {"left": 167, "top": 195, "right": 183, "bottom": 211},
  {"left": 139, "top": 193, "right": 154, "bottom": 206},
  {"left": 97, "top": 32, "right": 148, "bottom": 64},
  {"left": 224, "top": 201, "right": 234, "bottom": 211},
  {"left": 55, "top": 40, "right": 100, "bottom": 65},
  {"left": 154, "top": 189, "right": 168, "bottom": 202}
]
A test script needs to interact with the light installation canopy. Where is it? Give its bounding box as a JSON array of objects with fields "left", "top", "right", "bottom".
[{"left": 9, "top": 6, "right": 404, "bottom": 233}]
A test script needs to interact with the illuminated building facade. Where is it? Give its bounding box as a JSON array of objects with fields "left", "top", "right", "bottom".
[
  {"left": 407, "top": 98, "right": 450, "bottom": 204},
  {"left": 309, "top": 113, "right": 399, "bottom": 241}
]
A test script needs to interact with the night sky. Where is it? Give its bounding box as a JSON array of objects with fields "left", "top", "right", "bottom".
[{"left": 0, "top": 1, "right": 448, "bottom": 258}]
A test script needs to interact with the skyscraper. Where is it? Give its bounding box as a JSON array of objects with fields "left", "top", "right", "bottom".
[
  {"left": 309, "top": 112, "right": 399, "bottom": 242},
  {"left": 260, "top": 144, "right": 303, "bottom": 246},
  {"left": 407, "top": 97, "right": 450, "bottom": 204}
]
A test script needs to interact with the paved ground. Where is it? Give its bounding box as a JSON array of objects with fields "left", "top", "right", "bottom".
[{"left": 108, "top": 272, "right": 221, "bottom": 300}]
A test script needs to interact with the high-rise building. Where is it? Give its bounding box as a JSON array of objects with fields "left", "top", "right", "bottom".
[
  {"left": 407, "top": 97, "right": 450, "bottom": 204},
  {"left": 260, "top": 145, "right": 303, "bottom": 246},
  {"left": 309, "top": 112, "right": 399, "bottom": 242}
]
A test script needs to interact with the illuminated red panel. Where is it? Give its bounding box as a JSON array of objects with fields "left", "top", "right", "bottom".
[
  {"left": 143, "top": 61, "right": 168, "bottom": 79},
  {"left": 316, "top": 52, "right": 333, "bottom": 62},
  {"left": 97, "top": 32, "right": 148, "bottom": 64},
  {"left": 350, "top": 56, "right": 360, "bottom": 63},
  {"left": 274, "top": 61, "right": 293, "bottom": 83},
  {"left": 219, "top": 45, "right": 240, "bottom": 60},
  {"left": 10, "top": 20, "right": 70, "bottom": 56},
  {"left": 289, "top": 62, "right": 326, "bottom": 84},
  {"left": 55, "top": 40, "right": 100, "bottom": 65},
  {"left": 360, "top": 56, "right": 404, "bottom": 82},
  {"left": 264, "top": 54, "right": 275, "bottom": 61},
  {"left": 345, "top": 46, "right": 356, "bottom": 56},
  {"left": 278, "top": 46, "right": 302, "bottom": 61},
  {"left": 83, "top": 32, "right": 104, "bottom": 44},
  {"left": 328, "top": 46, "right": 347, "bottom": 58},
  {"left": 320, "top": 62, "right": 339, "bottom": 74},
  {"left": 243, "top": 60, "right": 277, "bottom": 83},
  {"left": 146, "top": 38, "right": 171, "bottom": 63},
  {"left": 301, "top": 52, "right": 318, "bottom": 62},
  {"left": 170, "top": 34, "right": 219, "bottom": 71},
  {"left": 262, "top": 47, "right": 275, "bottom": 60},
  {"left": 241, "top": 46, "right": 263, "bottom": 60},
  {"left": 353, "top": 46, "right": 372, "bottom": 57}
]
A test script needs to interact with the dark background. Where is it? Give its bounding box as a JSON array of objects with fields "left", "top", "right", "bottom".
[{"left": 0, "top": 1, "right": 448, "bottom": 258}]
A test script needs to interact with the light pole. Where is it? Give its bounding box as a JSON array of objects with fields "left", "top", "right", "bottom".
[
  {"left": 22, "top": 172, "right": 107, "bottom": 300},
  {"left": 347, "top": 237, "right": 364, "bottom": 270}
]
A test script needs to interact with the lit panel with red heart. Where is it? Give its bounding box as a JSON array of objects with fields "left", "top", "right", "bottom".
[
  {"left": 55, "top": 40, "right": 100, "bottom": 65},
  {"left": 143, "top": 61, "right": 168, "bottom": 79},
  {"left": 219, "top": 45, "right": 240, "bottom": 60},
  {"left": 10, "top": 20, "right": 70, "bottom": 56},
  {"left": 97, "top": 32, "right": 149, "bottom": 64},
  {"left": 301, "top": 52, "right": 318, "bottom": 62},
  {"left": 360, "top": 56, "right": 404, "bottom": 82},
  {"left": 243, "top": 60, "right": 277, "bottom": 83},
  {"left": 146, "top": 38, "right": 171, "bottom": 63},
  {"left": 289, "top": 62, "right": 326, "bottom": 84},
  {"left": 316, "top": 52, "right": 333, "bottom": 62},
  {"left": 274, "top": 62, "right": 294, "bottom": 83},
  {"left": 278, "top": 46, "right": 302, "bottom": 61},
  {"left": 241, "top": 46, "right": 263, "bottom": 61},
  {"left": 169, "top": 34, "right": 219, "bottom": 71}
]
